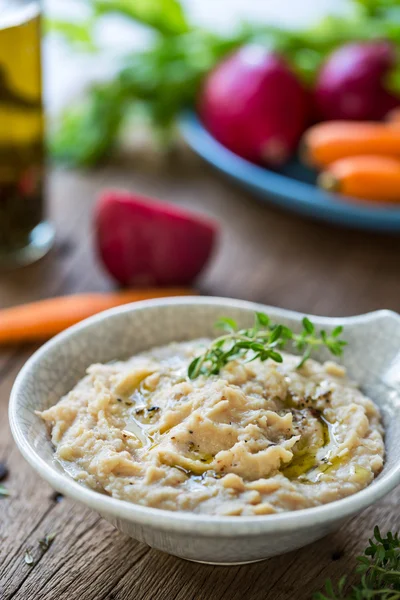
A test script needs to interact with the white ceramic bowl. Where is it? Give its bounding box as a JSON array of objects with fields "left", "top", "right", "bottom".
[{"left": 9, "top": 298, "right": 400, "bottom": 565}]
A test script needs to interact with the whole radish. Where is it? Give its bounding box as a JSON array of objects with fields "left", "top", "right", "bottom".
[
  {"left": 314, "top": 41, "right": 398, "bottom": 121},
  {"left": 199, "top": 45, "right": 308, "bottom": 166}
]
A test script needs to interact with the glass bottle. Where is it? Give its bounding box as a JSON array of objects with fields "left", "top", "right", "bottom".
[{"left": 0, "top": 0, "right": 54, "bottom": 267}]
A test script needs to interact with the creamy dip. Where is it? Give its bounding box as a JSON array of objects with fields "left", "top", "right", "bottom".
[{"left": 38, "top": 341, "right": 384, "bottom": 516}]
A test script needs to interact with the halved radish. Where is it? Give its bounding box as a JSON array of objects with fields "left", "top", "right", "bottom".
[{"left": 94, "top": 190, "right": 219, "bottom": 286}]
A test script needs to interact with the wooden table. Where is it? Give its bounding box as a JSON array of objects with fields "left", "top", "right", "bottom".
[{"left": 1, "top": 150, "right": 399, "bottom": 600}]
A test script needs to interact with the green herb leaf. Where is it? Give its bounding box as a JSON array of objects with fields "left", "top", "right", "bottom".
[
  {"left": 187, "top": 356, "right": 203, "bottom": 380},
  {"left": 255, "top": 312, "right": 270, "bottom": 327},
  {"left": 270, "top": 325, "right": 283, "bottom": 344},
  {"left": 280, "top": 325, "right": 294, "bottom": 341},
  {"left": 268, "top": 350, "right": 284, "bottom": 362},
  {"left": 302, "top": 317, "right": 315, "bottom": 335},
  {"left": 332, "top": 326, "right": 344, "bottom": 337},
  {"left": 296, "top": 348, "right": 311, "bottom": 369}
]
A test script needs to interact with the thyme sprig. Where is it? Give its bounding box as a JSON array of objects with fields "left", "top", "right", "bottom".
[
  {"left": 314, "top": 527, "right": 400, "bottom": 600},
  {"left": 188, "top": 312, "right": 346, "bottom": 379}
]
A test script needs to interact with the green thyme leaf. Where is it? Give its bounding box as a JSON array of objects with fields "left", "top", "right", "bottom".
[
  {"left": 255, "top": 312, "right": 270, "bottom": 327},
  {"left": 187, "top": 356, "right": 203, "bottom": 380},
  {"left": 296, "top": 348, "right": 311, "bottom": 369},
  {"left": 332, "top": 326, "right": 344, "bottom": 337},
  {"left": 302, "top": 317, "right": 315, "bottom": 335},
  {"left": 270, "top": 325, "right": 283, "bottom": 344},
  {"left": 268, "top": 350, "right": 284, "bottom": 362}
]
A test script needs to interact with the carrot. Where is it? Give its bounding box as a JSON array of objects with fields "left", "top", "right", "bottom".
[
  {"left": 0, "top": 288, "right": 195, "bottom": 344},
  {"left": 317, "top": 155, "right": 400, "bottom": 203},
  {"left": 301, "top": 121, "right": 400, "bottom": 168}
]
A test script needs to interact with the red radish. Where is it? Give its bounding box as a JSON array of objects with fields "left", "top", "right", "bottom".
[
  {"left": 314, "top": 41, "right": 397, "bottom": 121},
  {"left": 199, "top": 45, "right": 308, "bottom": 166},
  {"left": 94, "top": 191, "right": 218, "bottom": 287}
]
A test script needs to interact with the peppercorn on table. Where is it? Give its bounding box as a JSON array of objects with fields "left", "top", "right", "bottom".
[{"left": 0, "top": 154, "right": 399, "bottom": 600}]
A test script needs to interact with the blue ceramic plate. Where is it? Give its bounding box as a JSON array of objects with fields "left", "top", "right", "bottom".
[{"left": 180, "top": 111, "right": 400, "bottom": 232}]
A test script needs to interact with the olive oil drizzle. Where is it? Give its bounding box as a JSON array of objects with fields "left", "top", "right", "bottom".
[{"left": 281, "top": 402, "right": 345, "bottom": 483}]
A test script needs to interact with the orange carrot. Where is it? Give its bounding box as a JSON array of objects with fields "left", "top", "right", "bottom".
[
  {"left": 0, "top": 288, "right": 195, "bottom": 344},
  {"left": 317, "top": 155, "right": 400, "bottom": 203},
  {"left": 301, "top": 121, "right": 400, "bottom": 168}
]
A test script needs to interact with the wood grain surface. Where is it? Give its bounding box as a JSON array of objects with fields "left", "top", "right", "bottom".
[{"left": 1, "top": 149, "right": 399, "bottom": 600}]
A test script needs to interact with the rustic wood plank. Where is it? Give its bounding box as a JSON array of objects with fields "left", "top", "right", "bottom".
[{"left": 1, "top": 158, "right": 399, "bottom": 600}]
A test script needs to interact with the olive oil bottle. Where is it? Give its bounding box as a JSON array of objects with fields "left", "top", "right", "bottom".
[{"left": 0, "top": 0, "right": 53, "bottom": 266}]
